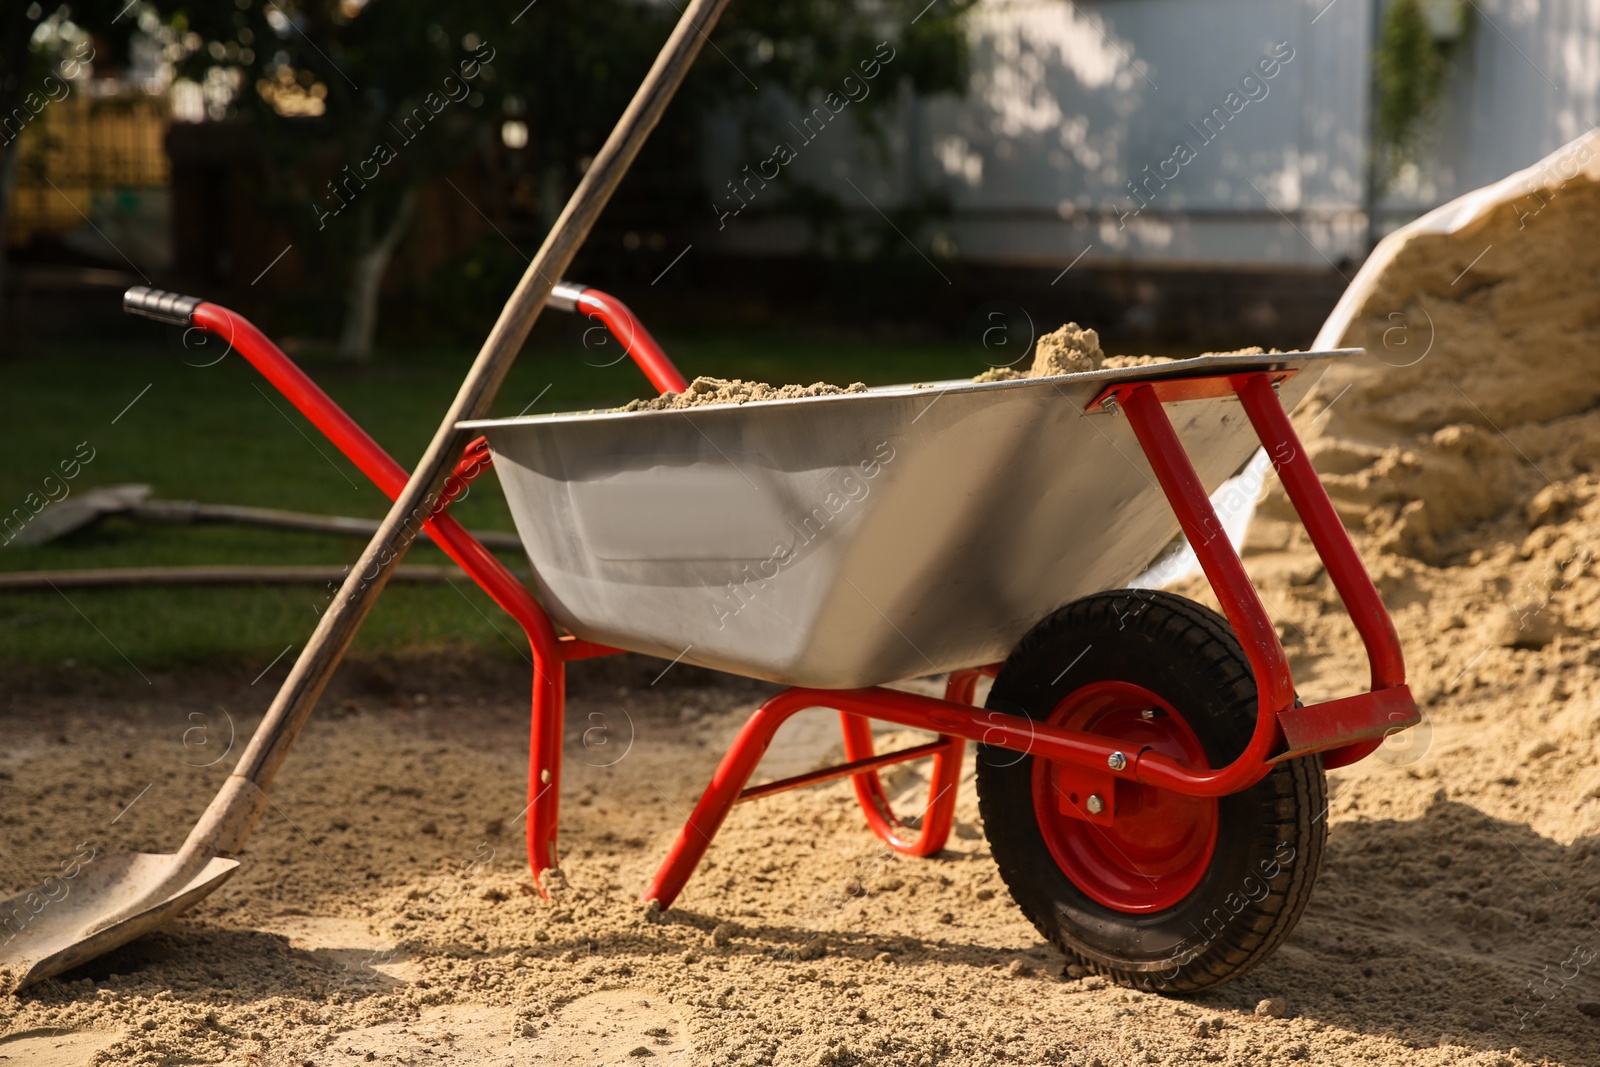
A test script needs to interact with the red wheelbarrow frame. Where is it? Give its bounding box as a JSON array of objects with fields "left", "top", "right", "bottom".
[{"left": 127, "top": 284, "right": 1417, "bottom": 911}]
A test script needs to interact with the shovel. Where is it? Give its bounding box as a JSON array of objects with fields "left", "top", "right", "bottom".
[{"left": 0, "top": 0, "right": 733, "bottom": 994}]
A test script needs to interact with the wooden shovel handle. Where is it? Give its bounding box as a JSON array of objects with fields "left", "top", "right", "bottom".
[{"left": 184, "top": 0, "right": 736, "bottom": 859}]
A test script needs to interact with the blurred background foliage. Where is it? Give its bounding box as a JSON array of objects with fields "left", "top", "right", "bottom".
[
  {"left": 1372, "top": 0, "right": 1472, "bottom": 192},
  {"left": 2, "top": 0, "right": 977, "bottom": 359}
]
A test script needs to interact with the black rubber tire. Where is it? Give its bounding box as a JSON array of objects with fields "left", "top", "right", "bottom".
[{"left": 976, "top": 589, "right": 1326, "bottom": 993}]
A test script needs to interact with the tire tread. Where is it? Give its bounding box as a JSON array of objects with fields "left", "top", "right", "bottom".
[{"left": 976, "top": 590, "right": 1326, "bottom": 993}]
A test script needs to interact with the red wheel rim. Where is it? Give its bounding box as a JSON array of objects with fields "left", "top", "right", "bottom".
[{"left": 1031, "top": 680, "right": 1218, "bottom": 913}]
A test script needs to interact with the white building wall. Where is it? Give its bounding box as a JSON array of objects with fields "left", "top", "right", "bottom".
[
  {"left": 1394, "top": 0, "right": 1600, "bottom": 205},
  {"left": 701, "top": 0, "right": 1599, "bottom": 270},
  {"left": 918, "top": 0, "right": 1367, "bottom": 268}
]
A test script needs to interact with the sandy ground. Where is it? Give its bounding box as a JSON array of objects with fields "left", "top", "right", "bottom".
[{"left": 1, "top": 588, "right": 1599, "bottom": 1067}]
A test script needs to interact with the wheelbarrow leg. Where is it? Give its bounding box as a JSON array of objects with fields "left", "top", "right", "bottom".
[
  {"left": 838, "top": 670, "right": 979, "bottom": 857},
  {"left": 641, "top": 678, "right": 993, "bottom": 908},
  {"left": 640, "top": 695, "right": 810, "bottom": 909},
  {"left": 525, "top": 648, "right": 566, "bottom": 893}
]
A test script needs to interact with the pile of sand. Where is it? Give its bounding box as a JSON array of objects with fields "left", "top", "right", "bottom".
[
  {"left": 621, "top": 376, "right": 868, "bottom": 411},
  {"left": 1230, "top": 153, "right": 1600, "bottom": 840},
  {"left": 974, "top": 322, "right": 1105, "bottom": 381},
  {"left": 974, "top": 322, "right": 1185, "bottom": 382},
  {"left": 1278, "top": 163, "right": 1600, "bottom": 568},
  {"left": 1029, "top": 322, "right": 1106, "bottom": 376}
]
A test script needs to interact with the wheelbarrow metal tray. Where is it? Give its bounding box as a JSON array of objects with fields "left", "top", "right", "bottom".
[{"left": 463, "top": 351, "right": 1348, "bottom": 689}]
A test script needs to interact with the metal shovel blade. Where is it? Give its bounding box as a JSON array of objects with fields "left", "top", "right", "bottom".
[
  {"left": 0, "top": 852, "right": 238, "bottom": 992},
  {"left": 7, "top": 484, "right": 153, "bottom": 547}
]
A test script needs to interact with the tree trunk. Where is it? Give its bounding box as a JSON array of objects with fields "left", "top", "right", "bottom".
[{"left": 337, "top": 186, "right": 417, "bottom": 361}]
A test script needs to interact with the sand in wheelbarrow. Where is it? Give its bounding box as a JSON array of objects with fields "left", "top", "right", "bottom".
[
  {"left": 616, "top": 328, "right": 1177, "bottom": 407},
  {"left": 972, "top": 321, "right": 1183, "bottom": 381},
  {"left": 620, "top": 376, "right": 869, "bottom": 411}
]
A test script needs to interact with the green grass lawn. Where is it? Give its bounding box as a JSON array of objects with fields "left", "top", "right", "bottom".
[{"left": 0, "top": 326, "right": 983, "bottom": 677}]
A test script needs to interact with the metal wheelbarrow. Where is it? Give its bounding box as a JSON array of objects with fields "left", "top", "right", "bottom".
[
  {"left": 0, "top": 0, "right": 1414, "bottom": 996},
  {"left": 49, "top": 280, "right": 1414, "bottom": 995}
]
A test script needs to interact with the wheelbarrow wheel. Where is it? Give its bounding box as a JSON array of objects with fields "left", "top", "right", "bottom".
[{"left": 975, "top": 589, "right": 1326, "bottom": 993}]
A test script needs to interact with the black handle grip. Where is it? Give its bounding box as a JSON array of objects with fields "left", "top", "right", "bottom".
[{"left": 124, "top": 286, "right": 203, "bottom": 326}]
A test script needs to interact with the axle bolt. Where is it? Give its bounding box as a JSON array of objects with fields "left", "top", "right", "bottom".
[
  {"left": 1107, "top": 751, "right": 1128, "bottom": 772},
  {"left": 1140, "top": 709, "right": 1155, "bottom": 720},
  {"left": 1085, "top": 794, "right": 1106, "bottom": 815},
  {"left": 1102, "top": 397, "right": 1122, "bottom": 417}
]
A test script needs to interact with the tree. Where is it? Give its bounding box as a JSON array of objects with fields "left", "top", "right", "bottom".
[
  {"left": 0, "top": 2, "right": 138, "bottom": 343},
  {"left": 156, "top": 0, "right": 974, "bottom": 359},
  {"left": 163, "top": 0, "right": 528, "bottom": 359},
  {"left": 1371, "top": 0, "right": 1471, "bottom": 195},
  {"left": 692, "top": 1, "right": 979, "bottom": 255}
]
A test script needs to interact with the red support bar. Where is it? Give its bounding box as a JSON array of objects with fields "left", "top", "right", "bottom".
[
  {"left": 453, "top": 435, "right": 494, "bottom": 486},
  {"left": 642, "top": 684, "right": 1141, "bottom": 909},
  {"left": 1095, "top": 371, "right": 1415, "bottom": 778},
  {"left": 1234, "top": 374, "right": 1405, "bottom": 692},
  {"left": 1086, "top": 368, "right": 1297, "bottom": 410},
  {"left": 188, "top": 302, "right": 591, "bottom": 893},
  {"left": 838, "top": 670, "right": 984, "bottom": 856},
  {"left": 1115, "top": 383, "right": 1293, "bottom": 795},
  {"left": 1232, "top": 373, "right": 1411, "bottom": 767},
  {"left": 572, "top": 288, "right": 689, "bottom": 394},
  {"left": 1272, "top": 688, "right": 1416, "bottom": 761},
  {"left": 736, "top": 740, "right": 950, "bottom": 804},
  {"left": 559, "top": 635, "right": 625, "bottom": 660}
]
